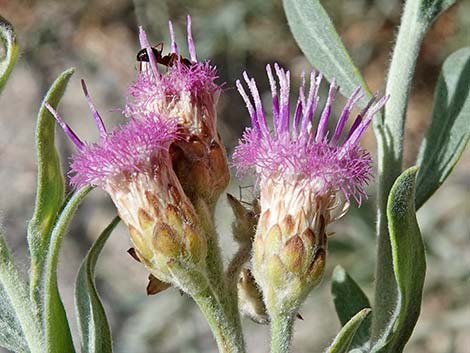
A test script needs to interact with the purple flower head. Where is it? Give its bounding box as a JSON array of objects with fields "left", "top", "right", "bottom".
[
  {"left": 125, "top": 16, "right": 221, "bottom": 139},
  {"left": 46, "top": 81, "right": 209, "bottom": 290},
  {"left": 234, "top": 64, "right": 388, "bottom": 205},
  {"left": 45, "top": 80, "right": 178, "bottom": 190},
  {"left": 241, "top": 66, "right": 388, "bottom": 311},
  {"left": 122, "top": 16, "right": 229, "bottom": 204}
]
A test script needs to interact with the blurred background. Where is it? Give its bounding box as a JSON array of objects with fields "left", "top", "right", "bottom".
[{"left": 0, "top": 0, "right": 469, "bottom": 352}]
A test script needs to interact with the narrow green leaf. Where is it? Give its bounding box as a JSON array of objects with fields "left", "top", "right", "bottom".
[
  {"left": 372, "top": 167, "right": 426, "bottom": 353},
  {"left": 331, "top": 265, "right": 371, "bottom": 349},
  {"left": 0, "top": 235, "right": 42, "bottom": 353},
  {"left": 416, "top": 48, "right": 470, "bottom": 208},
  {"left": 326, "top": 308, "right": 371, "bottom": 353},
  {"left": 76, "top": 216, "right": 119, "bottom": 353},
  {"left": 282, "top": 0, "right": 370, "bottom": 108},
  {"left": 28, "top": 68, "right": 74, "bottom": 272},
  {"left": 27, "top": 69, "right": 74, "bottom": 335},
  {"left": 43, "top": 186, "right": 92, "bottom": 353},
  {"left": 0, "top": 16, "right": 19, "bottom": 94}
]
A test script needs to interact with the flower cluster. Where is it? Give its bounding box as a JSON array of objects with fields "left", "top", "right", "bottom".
[
  {"left": 234, "top": 64, "right": 387, "bottom": 315},
  {"left": 46, "top": 14, "right": 386, "bottom": 327},
  {"left": 45, "top": 17, "right": 227, "bottom": 295}
]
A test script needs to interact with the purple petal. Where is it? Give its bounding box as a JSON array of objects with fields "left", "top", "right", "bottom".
[
  {"left": 81, "top": 79, "right": 107, "bottom": 139},
  {"left": 44, "top": 102, "right": 85, "bottom": 150},
  {"left": 138, "top": 27, "right": 160, "bottom": 78},
  {"left": 236, "top": 78, "right": 260, "bottom": 133},
  {"left": 331, "top": 86, "right": 363, "bottom": 144},
  {"left": 168, "top": 20, "right": 178, "bottom": 54},
  {"left": 315, "top": 79, "right": 337, "bottom": 142},
  {"left": 187, "top": 15, "right": 197, "bottom": 62}
]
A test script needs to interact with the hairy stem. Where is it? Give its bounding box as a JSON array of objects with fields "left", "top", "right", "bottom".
[
  {"left": 193, "top": 198, "right": 246, "bottom": 352},
  {"left": 193, "top": 286, "right": 246, "bottom": 353},
  {"left": 270, "top": 311, "right": 296, "bottom": 353},
  {"left": 372, "top": 0, "right": 428, "bottom": 342},
  {"left": 194, "top": 199, "right": 226, "bottom": 299}
]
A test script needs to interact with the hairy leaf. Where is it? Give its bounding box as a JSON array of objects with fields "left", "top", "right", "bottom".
[
  {"left": 28, "top": 68, "right": 73, "bottom": 263},
  {"left": 43, "top": 186, "right": 92, "bottom": 353},
  {"left": 326, "top": 308, "right": 371, "bottom": 353},
  {"left": 76, "top": 217, "right": 119, "bottom": 353},
  {"left": 0, "top": 286, "right": 29, "bottom": 353},
  {"left": 0, "top": 235, "right": 42, "bottom": 352},
  {"left": 372, "top": 167, "right": 426, "bottom": 353},
  {"left": 282, "top": 0, "right": 370, "bottom": 107},
  {"left": 416, "top": 48, "right": 470, "bottom": 208},
  {"left": 26, "top": 70, "right": 75, "bottom": 351},
  {"left": 331, "top": 265, "right": 371, "bottom": 349}
]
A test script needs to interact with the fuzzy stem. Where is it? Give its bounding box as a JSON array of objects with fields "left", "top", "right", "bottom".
[
  {"left": 193, "top": 198, "right": 246, "bottom": 352},
  {"left": 372, "top": 0, "right": 427, "bottom": 342},
  {"left": 193, "top": 286, "right": 246, "bottom": 353},
  {"left": 270, "top": 311, "right": 296, "bottom": 353},
  {"left": 195, "top": 199, "right": 227, "bottom": 299}
]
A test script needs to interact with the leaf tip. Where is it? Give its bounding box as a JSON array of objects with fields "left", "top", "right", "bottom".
[{"left": 332, "top": 265, "right": 346, "bottom": 282}]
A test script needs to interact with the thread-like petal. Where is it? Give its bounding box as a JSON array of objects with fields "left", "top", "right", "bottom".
[{"left": 234, "top": 64, "right": 387, "bottom": 203}]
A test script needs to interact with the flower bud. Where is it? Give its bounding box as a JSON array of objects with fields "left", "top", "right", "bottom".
[{"left": 253, "top": 177, "right": 329, "bottom": 313}]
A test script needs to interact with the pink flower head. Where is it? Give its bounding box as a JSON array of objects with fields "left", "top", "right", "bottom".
[
  {"left": 46, "top": 80, "right": 178, "bottom": 190},
  {"left": 124, "top": 16, "right": 229, "bottom": 204},
  {"left": 234, "top": 64, "right": 388, "bottom": 205},
  {"left": 236, "top": 65, "right": 388, "bottom": 313},
  {"left": 124, "top": 16, "right": 221, "bottom": 139},
  {"left": 46, "top": 81, "right": 208, "bottom": 292}
]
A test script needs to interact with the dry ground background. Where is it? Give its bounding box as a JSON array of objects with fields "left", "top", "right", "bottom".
[{"left": 0, "top": 0, "right": 469, "bottom": 352}]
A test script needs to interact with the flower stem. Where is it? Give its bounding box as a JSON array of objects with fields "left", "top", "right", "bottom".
[
  {"left": 193, "top": 286, "right": 246, "bottom": 353},
  {"left": 372, "top": 0, "right": 428, "bottom": 343},
  {"left": 270, "top": 311, "right": 295, "bottom": 353},
  {"left": 193, "top": 198, "right": 246, "bottom": 352},
  {"left": 194, "top": 199, "right": 226, "bottom": 298}
]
